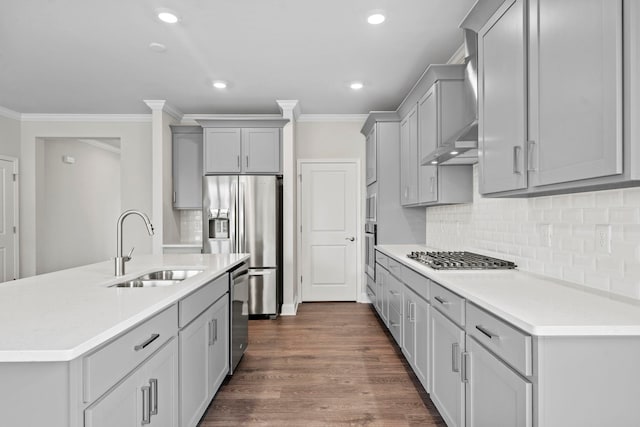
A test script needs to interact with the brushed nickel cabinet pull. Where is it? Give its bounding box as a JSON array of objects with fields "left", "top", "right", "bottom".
[
  {"left": 434, "top": 296, "right": 450, "bottom": 305},
  {"left": 141, "top": 385, "right": 151, "bottom": 425},
  {"left": 462, "top": 352, "right": 469, "bottom": 383},
  {"left": 452, "top": 343, "right": 460, "bottom": 373},
  {"left": 475, "top": 325, "right": 498, "bottom": 340},
  {"left": 149, "top": 378, "right": 158, "bottom": 416}
]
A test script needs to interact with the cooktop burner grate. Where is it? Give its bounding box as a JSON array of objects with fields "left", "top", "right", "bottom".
[{"left": 406, "top": 251, "right": 516, "bottom": 270}]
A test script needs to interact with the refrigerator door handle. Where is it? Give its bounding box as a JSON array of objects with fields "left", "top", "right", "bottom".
[
  {"left": 238, "top": 180, "right": 245, "bottom": 254},
  {"left": 249, "top": 270, "right": 274, "bottom": 276}
]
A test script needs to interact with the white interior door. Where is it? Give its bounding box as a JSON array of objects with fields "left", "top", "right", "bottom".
[
  {"left": 0, "top": 158, "right": 17, "bottom": 282},
  {"left": 300, "top": 162, "right": 358, "bottom": 301}
]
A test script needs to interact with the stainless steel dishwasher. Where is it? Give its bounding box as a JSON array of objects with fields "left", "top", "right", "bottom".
[{"left": 229, "top": 262, "right": 249, "bottom": 374}]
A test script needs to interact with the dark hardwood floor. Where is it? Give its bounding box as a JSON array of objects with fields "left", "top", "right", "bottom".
[{"left": 199, "top": 302, "right": 444, "bottom": 426}]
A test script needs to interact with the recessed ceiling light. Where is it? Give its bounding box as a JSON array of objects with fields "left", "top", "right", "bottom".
[
  {"left": 350, "top": 82, "right": 364, "bottom": 90},
  {"left": 367, "top": 13, "right": 386, "bottom": 25},
  {"left": 149, "top": 42, "right": 167, "bottom": 53},
  {"left": 450, "top": 151, "right": 459, "bottom": 155},
  {"left": 213, "top": 81, "right": 228, "bottom": 89},
  {"left": 158, "top": 12, "right": 179, "bottom": 23},
  {"left": 431, "top": 160, "right": 438, "bottom": 165}
]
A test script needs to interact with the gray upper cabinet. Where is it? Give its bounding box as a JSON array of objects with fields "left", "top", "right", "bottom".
[
  {"left": 400, "top": 106, "right": 419, "bottom": 206},
  {"left": 204, "top": 128, "right": 242, "bottom": 174},
  {"left": 241, "top": 128, "right": 281, "bottom": 173},
  {"left": 171, "top": 126, "right": 203, "bottom": 209},
  {"left": 418, "top": 87, "right": 439, "bottom": 204},
  {"left": 415, "top": 67, "right": 474, "bottom": 207},
  {"left": 528, "top": 0, "right": 623, "bottom": 187},
  {"left": 473, "top": 0, "right": 632, "bottom": 197},
  {"left": 477, "top": 0, "right": 528, "bottom": 194},
  {"left": 365, "top": 126, "right": 377, "bottom": 186},
  {"left": 198, "top": 119, "right": 288, "bottom": 175}
]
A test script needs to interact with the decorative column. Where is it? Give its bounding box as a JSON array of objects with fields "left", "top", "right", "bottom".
[
  {"left": 276, "top": 100, "right": 300, "bottom": 315},
  {"left": 143, "top": 100, "right": 182, "bottom": 255}
]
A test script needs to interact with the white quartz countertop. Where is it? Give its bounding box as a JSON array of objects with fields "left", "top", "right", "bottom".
[
  {"left": 0, "top": 253, "right": 248, "bottom": 362},
  {"left": 376, "top": 245, "right": 640, "bottom": 337}
]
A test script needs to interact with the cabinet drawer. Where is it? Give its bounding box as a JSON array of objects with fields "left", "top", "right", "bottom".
[
  {"left": 466, "top": 303, "right": 532, "bottom": 376},
  {"left": 387, "top": 273, "right": 402, "bottom": 313},
  {"left": 403, "top": 266, "right": 429, "bottom": 301},
  {"left": 375, "top": 251, "right": 388, "bottom": 269},
  {"left": 179, "top": 274, "right": 228, "bottom": 328},
  {"left": 83, "top": 305, "right": 178, "bottom": 403},
  {"left": 387, "top": 258, "right": 403, "bottom": 280},
  {"left": 430, "top": 281, "right": 465, "bottom": 327},
  {"left": 388, "top": 305, "right": 402, "bottom": 345}
]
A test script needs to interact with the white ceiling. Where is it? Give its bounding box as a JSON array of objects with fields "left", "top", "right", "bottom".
[{"left": 1, "top": 0, "right": 475, "bottom": 115}]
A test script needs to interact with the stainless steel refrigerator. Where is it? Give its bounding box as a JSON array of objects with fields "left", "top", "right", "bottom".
[{"left": 203, "top": 175, "right": 282, "bottom": 317}]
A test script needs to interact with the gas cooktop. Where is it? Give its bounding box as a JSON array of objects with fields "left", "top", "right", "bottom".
[{"left": 406, "top": 251, "right": 517, "bottom": 270}]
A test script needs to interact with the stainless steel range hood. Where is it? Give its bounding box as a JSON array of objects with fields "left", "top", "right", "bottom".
[{"left": 421, "top": 29, "right": 478, "bottom": 166}]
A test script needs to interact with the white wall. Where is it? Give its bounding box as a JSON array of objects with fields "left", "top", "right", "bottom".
[
  {"left": 36, "top": 139, "right": 120, "bottom": 273},
  {"left": 296, "top": 119, "right": 366, "bottom": 302},
  {"left": 20, "top": 119, "right": 152, "bottom": 277},
  {"left": 0, "top": 115, "right": 21, "bottom": 159},
  {"left": 426, "top": 165, "right": 640, "bottom": 300}
]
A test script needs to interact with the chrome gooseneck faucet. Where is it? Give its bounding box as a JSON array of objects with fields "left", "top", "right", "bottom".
[{"left": 115, "top": 210, "right": 154, "bottom": 276}]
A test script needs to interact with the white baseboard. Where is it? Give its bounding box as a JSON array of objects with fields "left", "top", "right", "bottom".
[
  {"left": 280, "top": 302, "right": 298, "bottom": 316},
  {"left": 357, "top": 292, "right": 373, "bottom": 304}
]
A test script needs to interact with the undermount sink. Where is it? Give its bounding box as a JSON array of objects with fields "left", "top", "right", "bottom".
[{"left": 110, "top": 269, "right": 204, "bottom": 288}]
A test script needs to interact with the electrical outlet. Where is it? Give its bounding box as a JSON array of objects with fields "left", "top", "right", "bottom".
[
  {"left": 538, "top": 223, "right": 552, "bottom": 247},
  {"left": 595, "top": 224, "right": 612, "bottom": 254}
]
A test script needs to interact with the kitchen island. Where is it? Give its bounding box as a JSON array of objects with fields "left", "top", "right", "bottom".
[
  {"left": 373, "top": 244, "right": 640, "bottom": 427},
  {"left": 0, "top": 253, "right": 248, "bottom": 427}
]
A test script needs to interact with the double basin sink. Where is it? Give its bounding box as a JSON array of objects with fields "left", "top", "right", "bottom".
[{"left": 111, "top": 269, "right": 204, "bottom": 288}]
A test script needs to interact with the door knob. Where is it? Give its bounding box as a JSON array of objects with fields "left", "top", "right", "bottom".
[{"left": 346, "top": 237, "right": 355, "bottom": 241}]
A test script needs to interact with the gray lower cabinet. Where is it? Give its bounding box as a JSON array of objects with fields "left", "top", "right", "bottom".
[
  {"left": 203, "top": 127, "right": 281, "bottom": 174},
  {"left": 430, "top": 308, "right": 465, "bottom": 427},
  {"left": 375, "top": 263, "right": 388, "bottom": 324},
  {"left": 179, "top": 295, "right": 229, "bottom": 427},
  {"left": 171, "top": 126, "right": 203, "bottom": 209},
  {"left": 464, "top": 338, "right": 532, "bottom": 427},
  {"left": 402, "top": 283, "right": 430, "bottom": 392},
  {"left": 85, "top": 338, "right": 179, "bottom": 427}
]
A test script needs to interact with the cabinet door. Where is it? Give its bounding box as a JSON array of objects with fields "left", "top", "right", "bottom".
[
  {"left": 375, "top": 267, "right": 388, "bottom": 323},
  {"left": 418, "top": 85, "right": 438, "bottom": 203},
  {"left": 402, "top": 286, "right": 416, "bottom": 365},
  {"left": 414, "top": 294, "right": 430, "bottom": 393},
  {"left": 528, "top": 0, "right": 622, "bottom": 187},
  {"left": 366, "top": 126, "right": 377, "bottom": 186},
  {"left": 430, "top": 308, "right": 465, "bottom": 427},
  {"left": 478, "top": 0, "right": 528, "bottom": 194},
  {"left": 145, "top": 339, "right": 179, "bottom": 427},
  {"left": 204, "top": 128, "right": 242, "bottom": 174},
  {"left": 179, "top": 306, "right": 212, "bottom": 427},
  {"left": 242, "top": 128, "right": 281, "bottom": 173},
  {"left": 173, "top": 131, "right": 203, "bottom": 209},
  {"left": 208, "top": 294, "right": 230, "bottom": 394},
  {"left": 465, "top": 338, "right": 532, "bottom": 427},
  {"left": 400, "top": 106, "right": 419, "bottom": 206},
  {"left": 85, "top": 339, "right": 178, "bottom": 427},
  {"left": 84, "top": 369, "right": 140, "bottom": 427}
]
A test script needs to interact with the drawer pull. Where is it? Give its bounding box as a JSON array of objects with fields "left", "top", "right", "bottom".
[
  {"left": 389, "top": 290, "right": 400, "bottom": 296},
  {"left": 390, "top": 321, "right": 400, "bottom": 328},
  {"left": 475, "top": 325, "right": 498, "bottom": 340},
  {"left": 141, "top": 385, "right": 151, "bottom": 424},
  {"left": 434, "top": 296, "right": 450, "bottom": 305},
  {"left": 149, "top": 378, "right": 158, "bottom": 416},
  {"left": 452, "top": 343, "right": 460, "bottom": 373},
  {"left": 134, "top": 333, "right": 160, "bottom": 351}
]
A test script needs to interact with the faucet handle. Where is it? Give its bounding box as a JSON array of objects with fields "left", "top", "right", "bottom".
[{"left": 125, "top": 247, "right": 135, "bottom": 261}]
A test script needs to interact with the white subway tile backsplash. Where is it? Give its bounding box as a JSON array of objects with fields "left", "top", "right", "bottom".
[
  {"left": 425, "top": 165, "right": 640, "bottom": 301},
  {"left": 178, "top": 210, "right": 202, "bottom": 243}
]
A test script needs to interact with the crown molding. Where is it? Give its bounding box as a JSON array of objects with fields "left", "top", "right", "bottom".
[
  {"left": 180, "top": 113, "right": 282, "bottom": 125},
  {"left": 276, "top": 100, "right": 301, "bottom": 120},
  {"left": 0, "top": 106, "right": 22, "bottom": 120},
  {"left": 20, "top": 114, "right": 152, "bottom": 123},
  {"left": 298, "top": 114, "right": 368, "bottom": 123},
  {"left": 143, "top": 100, "right": 183, "bottom": 121}
]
